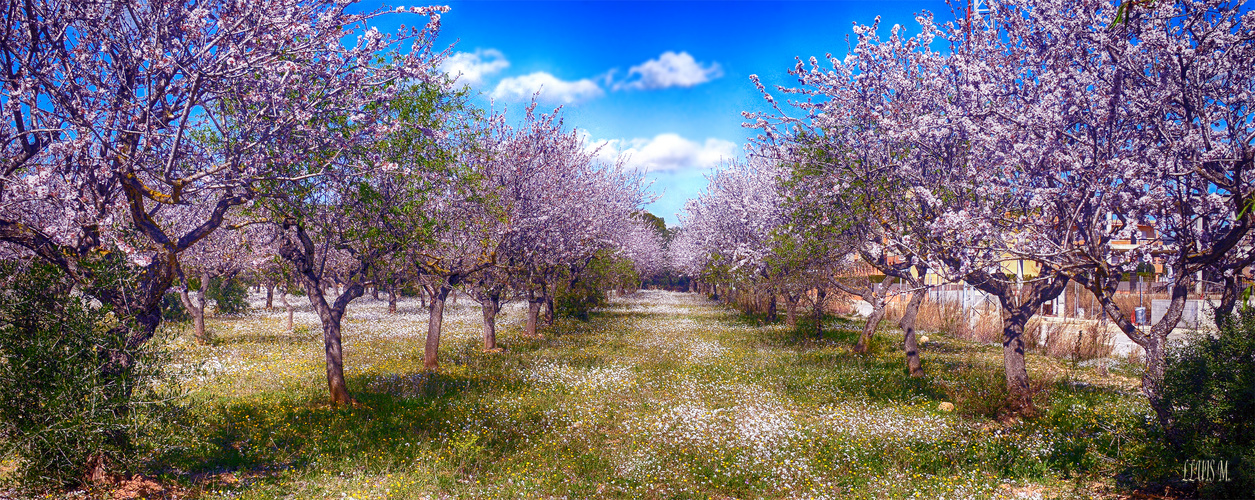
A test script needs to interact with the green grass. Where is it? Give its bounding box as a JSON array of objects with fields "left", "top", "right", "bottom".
[{"left": 111, "top": 291, "right": 1154, "bottom": 498}]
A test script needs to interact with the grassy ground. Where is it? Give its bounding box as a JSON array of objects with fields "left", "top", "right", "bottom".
[{"left": 121, "top": 290, "right": 1151, "bottom": 499}]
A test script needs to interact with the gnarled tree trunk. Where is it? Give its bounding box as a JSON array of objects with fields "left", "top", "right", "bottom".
[
  {"left": 525, "top": 289, "right": 543, "bottom": 337},
  {"left": 388, "top": 282, "right": 398, "bottom": 314},
  {"left": 1088, "top": 275, "right": 1189, "bottom": 433},
  {"left": 766, "top": 293, "right": 777, "bottom": 323},
  {"left": 855, "top": 299, "right": 887, "bottom": 354},
  {"left": 968, "top": 269, "right": 1068, "bottom": 414},
  {"left": 279, "top": 224, "right": 371, "bottom": 406},
  {"left": 835, "top": 277, "right": 891, "bottom": 354},
  {"left": 178, "top": 270, "right": 212, "bottom": 345},
  {"left": 424, "top": 284, "right": 452, "bottom": 371},
  {"left": 899, "top": 287, "right": 927, "bottom": 378},
  {"left": 480, "top": 292, "right": 501, "bottom": 350},
  {"left": 785, "top": 292, "right": 800, "bottom": 328},
  {"left": 813, "top": 287, "right": 827, "bottom": 339}
]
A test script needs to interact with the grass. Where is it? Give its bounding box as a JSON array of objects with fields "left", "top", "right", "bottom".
[{"left": 62, "top": 291, "right": 1159, "bottom": 498}]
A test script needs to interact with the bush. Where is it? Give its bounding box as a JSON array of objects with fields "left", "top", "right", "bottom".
[
  {"left": 161, "top": 291, "right": 190, "bottom": 322},
  {"left": 207, "top": 276, "right": 248, "bottom": 315},
  {"left": 555, "top": 249, "right": 633, "bottom": 321},
  {"left": 0, "top": 260, "right": 177, "bottom": 491},
  {"left": 1158, "top": 307, "right": 1255, "bottom": 497},
  {"left": 555, "top": 280, "right": 607, "bottom": 322}
]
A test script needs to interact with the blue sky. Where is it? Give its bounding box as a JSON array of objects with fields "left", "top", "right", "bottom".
[{"left": 359, "top": 0, "right": 957, "bottom": 227}]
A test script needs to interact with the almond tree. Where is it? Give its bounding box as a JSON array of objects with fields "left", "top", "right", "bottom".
[
  {"left": 0, "top": 0, "right": 449, "bottom": 413},
  {"left": 961, "top": 0, "right": 1255, "bottom": 426},
  {"left": 175, "top": 214, "right": 269, "bottom": 344},
  {"left": 403, "top": 105, "right": 499, "bottom": 371},
  {"left": 619, "top": 216, "right": 668, "bottom": 290},
  {"left": 270, "top": 170, "right": 405, "bottom": 405},
  {"left": 489, "top": 104, "right": 647, "bottom": 336},
  {"left": 677, "top": 158, "right": 787, "bottom": 314},
  {"left": 267, "top": 79, "right": 469, "bottom": 402},
  {"left": 748, "top": 13, "right": 1071, "bottom": 407}
]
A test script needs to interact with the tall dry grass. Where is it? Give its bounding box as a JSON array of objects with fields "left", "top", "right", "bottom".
[
  {"left": 886, "top": 297, "right": 1003, "bottom": 344},
  {"left": 888, "top": 296, "right": 1115, "bottom": 361},
  {"left": 1026, "top": 318, "right": 1115, "bottom": 361}
]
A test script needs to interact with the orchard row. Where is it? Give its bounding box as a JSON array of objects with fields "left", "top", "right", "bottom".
[
  {"left": 0, "top": 1, "right": 664, "bottom": 407},
  {"left": 675, "top": 0, "right": 1254, "bottom": 436}
]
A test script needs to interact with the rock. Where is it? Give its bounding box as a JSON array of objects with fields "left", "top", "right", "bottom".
[
  {"left": 938, "top": 401, "right": 955, "bottom": 412},
  {"left": 919, "top": 335, "right": 930, "bottom": 344}
]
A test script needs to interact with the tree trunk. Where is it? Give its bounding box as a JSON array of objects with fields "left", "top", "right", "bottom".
[
  {"left": 424, "top": 284, "right": 451, "bottom": 371},
  {"left": 1089, "top": 276, "right": 1189, "bottom": 433},
  {"left": 526, "top": 290, "right": 543, "bottom": 337},
  {"left": 388, "top": 283, "right": 398, "bottom": 314},
  {"left": 767, "top": 293, "right": 778, "bottom": 323},
  {"left": 968, "top": 269, "right": 1068, "bottom": 415},
  {"left": 852, "top": 279, "right": 892, "bottom": 354},
  {"left": 281, "top": 291, "right": 294, "bottom": 331},
  {"left": 1213, "top": 272, "right": 1243, "bottom": 329},
  {"left": 855, "top": 302, "right": 886, "bottom": 354},
  {"left": 481, "top": 293, "right": 500, "bottom": 350},
  {"left": 317, "top": 309, "right": 351, "bottom": 405},
  {"left": 785, "top": 293, "right": 799, "bottom": 328},
  {"left": 372, "top": 284, "right": 380, "bottom": 300},
  {"left": 544, "top": 292, "right": 555, "bottom": 326},
  {"left": 265, "top": 283, "right": 274, "bottom": 311},
  {"left": 814, "top": 287, "right": 826, "bottom": 338},
  {"left": 297, "top": 278, "right": 357, "bottom": 406},
  {"left": 278, "top": 224, "right": 366, "bottom": 406},
  {"left": 178, "top": 287, "right": 208, "bottom": 345},
  {"left": 420, "top": 286, "right": 427, "bottom": 309},
  {"left": 178, "top": 271, "right": 211, "bottom": 344},
  {"left": 899, "top": 288, "right": 927, "bottom": 378},
  {"left": 1001, "top": 304, "right": 1034, "bottom": 412}
]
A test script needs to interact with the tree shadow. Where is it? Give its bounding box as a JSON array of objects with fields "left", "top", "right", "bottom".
[{"left": 147, "top": 365, "right": 550, "bottom": 493}]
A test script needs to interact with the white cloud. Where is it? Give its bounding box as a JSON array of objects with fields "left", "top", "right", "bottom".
[
  {"left": 440, "top": 49, "right": 510, "bottom": 87},
  {"left": 616, "top": 51, "right": 723, "bottom": 91},
  {"left": 587, "top": 133, "right": 738, "bottom": 172},
  {"left": 491, "top": 72, "right": 604, "bottom": 104}
]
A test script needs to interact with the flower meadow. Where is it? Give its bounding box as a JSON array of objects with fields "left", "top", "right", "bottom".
[{"left": 128, "top": 290, "right": 1151, "bottom": 499}]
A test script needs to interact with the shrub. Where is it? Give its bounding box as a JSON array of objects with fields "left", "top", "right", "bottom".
[
  {"left": 555, "top": 249, "right": 634, "bottom": 321},
  {"left": 207, "top": 276, "right": 248, "bottom": 315},
  {"left": 161, "top": 291, "right": 191, "bottom": 323},
  {"left": 1158, "top": 307, "right": 1255, "bottom": 497},
  {"left": 0, "top": 260, "right": 177, "bottom": 491},
  {"left": 555, "top": 280, "right": 607, "bottom": 322}
]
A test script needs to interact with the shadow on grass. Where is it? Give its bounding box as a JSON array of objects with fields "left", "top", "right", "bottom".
[
  {"left": 149, "top": 349, "right": 561, "bottom": 493},
  {"left": 210, "top": 331, "right": 317, "bottom": 346}
]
